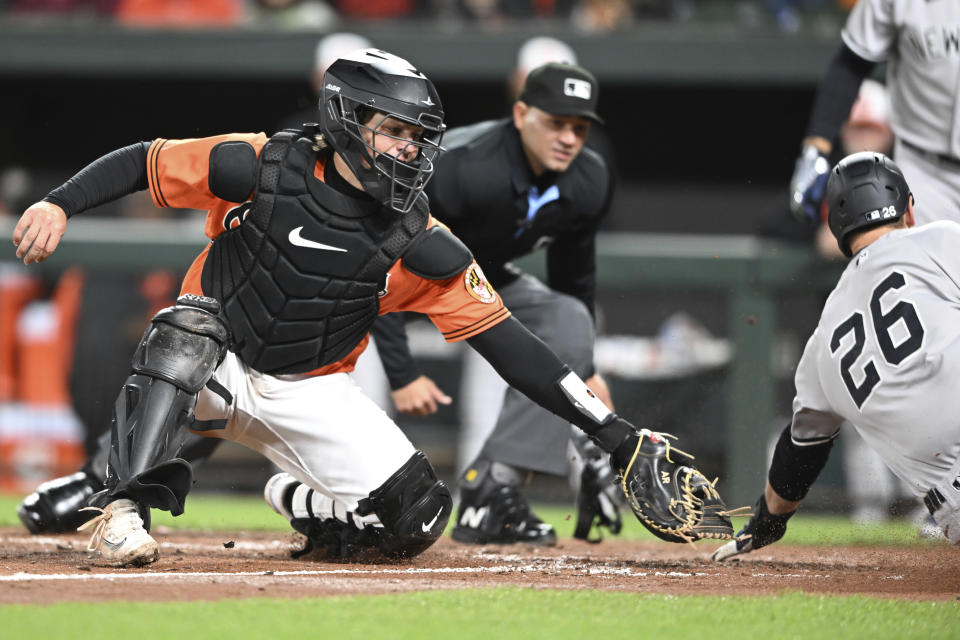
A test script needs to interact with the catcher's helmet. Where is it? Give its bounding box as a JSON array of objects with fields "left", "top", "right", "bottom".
[
  {"left": 319, "top": 48, "right": 445, "bottom": 213},
  {"left": 826, "top": 151, "right": 911, "bottom": 257}
]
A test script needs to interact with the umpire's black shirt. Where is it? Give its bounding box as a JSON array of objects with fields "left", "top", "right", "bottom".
[{"left": 426, "top": 118, "right": 613, "bottom": 315}]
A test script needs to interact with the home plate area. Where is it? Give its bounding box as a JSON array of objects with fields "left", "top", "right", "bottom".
[{"left": 0, "top": 528, "right": 956, "bottom": 604}]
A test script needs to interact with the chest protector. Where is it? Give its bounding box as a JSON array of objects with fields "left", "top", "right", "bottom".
[{"left": 202, "top": 130, "right": 428, "bottom": 374}]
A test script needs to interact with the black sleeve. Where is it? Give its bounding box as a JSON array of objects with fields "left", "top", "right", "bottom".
[
  {"left": 767, "top": 423, "right": 835, "bottom": 501},
  {"left": 43, "top": 142, "right": 152, "bottom": 218},
  {"left": 466, "top": 316, "right": 632, "bottom": 451},
  {"left": 805, "top": 43, "right": 877, "bottom": 142},
  {"left": 370, "top": 313, "right": 422, "bottom": 390}
]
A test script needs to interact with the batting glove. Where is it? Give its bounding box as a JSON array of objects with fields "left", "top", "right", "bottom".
[
  {"left": 789, "top": 144, "right": 831, "bottom": 223},
  {"left": 711, "top": 493, "right": 794, "bottom": 562}
]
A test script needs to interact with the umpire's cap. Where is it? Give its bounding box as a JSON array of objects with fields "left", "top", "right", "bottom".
[
  {"left": 519, "top": 62, "right": 603, "bottom": 124},
  {"left": 827, "top": 151, "right": 911, "bottom": 257}
]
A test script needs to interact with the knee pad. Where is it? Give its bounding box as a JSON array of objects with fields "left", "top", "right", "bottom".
[
  {"left": 132, "top": 296, "right": 230, "bottom": 393},
  {"left": 104, "top": 296, "right": 230, "bottom": 514},
  {"left": 357, "top": 451, "right": 452, "bottom": 558}
]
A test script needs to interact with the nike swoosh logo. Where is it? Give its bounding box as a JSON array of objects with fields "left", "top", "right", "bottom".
[
  {"left": 421, "top": 506, "right": 444, "bottom": 533},
  {"left": 288, "top": 226, "right": 348, "bottom": 252},
  {"left": 102, "top": 537, "right": 127, "bottom": 552}
]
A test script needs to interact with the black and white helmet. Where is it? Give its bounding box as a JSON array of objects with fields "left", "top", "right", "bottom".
[
  {"left": 319, "top": 48, "right": 445, "bottom": 213},
  {"left": 826, "top": 151, "right": 911, "bottom": 257}
]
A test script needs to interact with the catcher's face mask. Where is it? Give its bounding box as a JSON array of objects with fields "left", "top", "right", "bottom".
[{"left": 339, "top": 105, "right": 443, "bottom": 213}]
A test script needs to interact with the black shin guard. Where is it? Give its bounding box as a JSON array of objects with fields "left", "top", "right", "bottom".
[
  {"left": 97, "top": 374, "right": 198, "bottom": 514},
  {"left": 94, "top": 297, "right": 229, "bottom": 515},
  {"left": 89, "top": 429, "right": 223, "bottom": 484}
]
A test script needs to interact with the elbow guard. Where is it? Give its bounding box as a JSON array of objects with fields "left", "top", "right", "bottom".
[{"left": 767, "top": 424, "right": 835, "bottom": 502}]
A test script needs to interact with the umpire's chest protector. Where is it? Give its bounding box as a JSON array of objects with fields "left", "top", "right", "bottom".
[{"left": 202, "top": 131, "right": 428, "bottom": 374}]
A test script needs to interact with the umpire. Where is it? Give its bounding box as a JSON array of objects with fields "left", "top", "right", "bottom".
[{"left": 372, "top": 62, "right": 615, "bottom": 545}]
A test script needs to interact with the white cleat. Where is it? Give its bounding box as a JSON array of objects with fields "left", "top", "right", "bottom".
[{"left": 78, "top": 499, "right": 158, "bottom": 567}]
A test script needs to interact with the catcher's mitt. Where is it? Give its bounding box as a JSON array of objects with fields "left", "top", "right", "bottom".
[{"left": 614, "top": 429, "right": 745, "bottom": 544}]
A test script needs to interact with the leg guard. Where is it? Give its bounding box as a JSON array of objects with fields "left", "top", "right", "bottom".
[
  {"left": 357, "top": 450, "right": 452, "bottom": 558},
  {"left": 89, "top": 430, "right": 223, "bottom": 483},
  {"left": 94, "top": 296, "right": 229, "bottom": 515},
  {"left": 21, "top": 423, "right": 225, "bottom": 534}
]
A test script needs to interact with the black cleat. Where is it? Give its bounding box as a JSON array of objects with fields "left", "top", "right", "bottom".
[
  {"left": 452, "top": 480, "right": 557, "bottom": 546},
  {"left": 17, "top": 470, "right": 104, "bottom": 534}
]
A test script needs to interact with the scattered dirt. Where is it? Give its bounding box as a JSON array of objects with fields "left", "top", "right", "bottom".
[{"left": 1, "top": 527, "right": 956, "bottom": 605}]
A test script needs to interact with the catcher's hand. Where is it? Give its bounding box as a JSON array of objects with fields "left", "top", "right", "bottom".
[
  {"left": 613, "top": 429, "right": 742, "bottom": 544},
  {"left": 711, "top": 493, "right": 795, "bottom": 561},
  {"left": 789, "top": 144, "right": 831, "bottom": 223}
]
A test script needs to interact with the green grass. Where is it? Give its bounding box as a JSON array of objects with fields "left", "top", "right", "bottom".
[
  {"left": 0, "top": 492, "right": 947, "bottom": 547},
  {"left": 1, "top": 589, "right": 957, "bottom": 640}
]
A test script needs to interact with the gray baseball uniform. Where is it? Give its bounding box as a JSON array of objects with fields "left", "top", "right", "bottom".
[
  {"left": 843, "top": 0, "right": 960, "bottom": 225},
  {"left": 792, "top": 221, "right": 960, "bottom": 544}
]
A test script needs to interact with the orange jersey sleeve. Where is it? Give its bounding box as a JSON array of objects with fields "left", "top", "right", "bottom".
[
  {"left": 147, "top": 133, "right": 268, "bottom": 240},
  {"left": 378, "top": 217, "right": 511, "bottom": 342}
]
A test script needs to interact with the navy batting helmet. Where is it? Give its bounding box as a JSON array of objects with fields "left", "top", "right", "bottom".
[
  {"left": 826, "top": 151, "right": 911, "bottom": 257},
  {"left": 319, "top": 48, "right": 445, "bottom": 214}
]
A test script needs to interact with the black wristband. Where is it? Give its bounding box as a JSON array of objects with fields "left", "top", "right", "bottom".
[{"left": 805, "top": 44, "right": 876, "bottom": 142}]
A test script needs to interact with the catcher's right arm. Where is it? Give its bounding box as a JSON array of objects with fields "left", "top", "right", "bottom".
[{"left": 611, "top": 429, "right": 747, "bottom": 544}]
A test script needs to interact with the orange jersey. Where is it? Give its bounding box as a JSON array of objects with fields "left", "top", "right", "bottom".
[{"left": 146, "top": 133, "right": 510, "bottom": 375}]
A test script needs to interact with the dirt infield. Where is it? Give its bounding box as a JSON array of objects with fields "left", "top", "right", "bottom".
[{"left": 0, "top": 527, "right": 956, "bottom": 605}]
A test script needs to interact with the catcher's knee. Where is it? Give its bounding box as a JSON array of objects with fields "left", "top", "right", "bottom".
[
  {"left": 357, "top": 451, "right": 452, "bottom": 558},
  {"left": 132, "top": 295, "right": 230, "bottom": 393}
]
